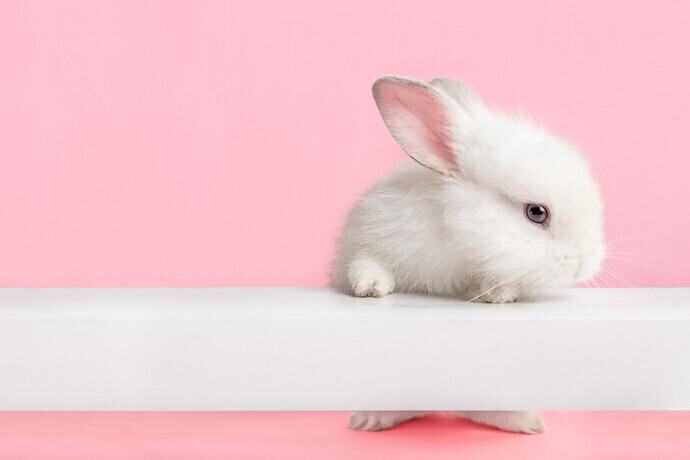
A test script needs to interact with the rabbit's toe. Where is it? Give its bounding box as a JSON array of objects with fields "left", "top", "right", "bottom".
[
  {"left": 348, "top": 411, "right": 427, "bottom": 431},
  {"left": 348, "top": 257, "right": 395, "bottom": 298},
  {"left": 351, "top": 278, "right": 392, "bottom": 297}
]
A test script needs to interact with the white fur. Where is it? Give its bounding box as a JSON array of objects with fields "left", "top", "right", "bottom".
[
  {"left": 331, "top": 75, "right": 606, "bottom": 433},
  {"left": 332, "top": 76, "right": 604, "bottom": 301}
]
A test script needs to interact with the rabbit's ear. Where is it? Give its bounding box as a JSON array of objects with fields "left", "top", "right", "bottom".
[
  {"left": 372, "top": 76, "right": 459, "bottom": 175},
  {"left": 429, "top": 78, "right": 482, "bottom": 112}
]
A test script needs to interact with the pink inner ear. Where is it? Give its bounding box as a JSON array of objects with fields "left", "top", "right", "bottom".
[{"left": 376, "top": 82, "right": 457, "bottom": 174}]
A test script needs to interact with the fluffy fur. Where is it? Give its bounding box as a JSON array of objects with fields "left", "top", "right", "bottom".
[
  {"left": 330, "top": 75, "right": 605, "bottom": 433},
  {"left": 332, "top": 76, "right": 604, "bottom": 302}
]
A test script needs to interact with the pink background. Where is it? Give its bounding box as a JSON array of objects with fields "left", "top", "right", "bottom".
[
  {"left": 1, "top": 0, "right": 688, "bottom": 288},
  {"left": 1, "top": 1, "right": 689, "bottom": 459}
]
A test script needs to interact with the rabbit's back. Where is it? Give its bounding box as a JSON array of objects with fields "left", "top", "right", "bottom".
[{"left": 331, "top": 161, "right": 465, "bottom": 296}]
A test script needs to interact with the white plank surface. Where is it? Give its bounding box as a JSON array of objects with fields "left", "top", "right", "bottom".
[{"left": 0, "top": 287, "right": 688, "bottom": 410}]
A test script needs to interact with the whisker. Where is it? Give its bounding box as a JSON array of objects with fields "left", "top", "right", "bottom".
[
  {"left": 606, "top": 251, "right": 681, "bottom": 265},
  {"left": 599, "top": 267, "right": 634, "bottom": 288},
  {"left": 605, "top": 229, "right": 662, "bottom": 246},
  {"left": 593, "top": 273, "right": 614, "bottom": 288},
  {"left": 467, "top": 284, "right": 500, "bottom": 303},
  {"left": 605, "top": 256, "right": 658, "bottom": 271},
  {"left": 578, "top": 279, "right": 591, "bottom": 288},
  {"left": 466, "top": 275, "right": 530, "bottom": 303}
]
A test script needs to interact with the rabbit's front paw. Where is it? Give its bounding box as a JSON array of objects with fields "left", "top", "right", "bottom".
[
  {"left": 347, "top": 257, "right": 395, "bottom": 298},
  {"left": 464, "top": 284, "right": 519, "bottom": 304},
  {"left": 350, "top": 278, "right": 394, "bottom": 298}
]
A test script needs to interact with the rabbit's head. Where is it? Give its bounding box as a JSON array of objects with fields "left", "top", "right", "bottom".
[{"left": 373, "top": 76, "right": 605, "bottom": 292}]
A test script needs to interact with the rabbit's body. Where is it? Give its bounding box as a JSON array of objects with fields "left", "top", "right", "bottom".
[
  {"left": 331, "top": 75, "right": 606, "bottom": 434},
  {"left": 332, "top": 161, "right": 522, "bottom": 302},
  {"left": 333, "top": 162, "right": 463, "bottom": 297},
  {"left": 332, "top": 159, "right": 548, "bottom": 302}
]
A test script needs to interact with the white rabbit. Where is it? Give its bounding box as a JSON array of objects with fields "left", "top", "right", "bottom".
[{"left": 331, "top": 76, "right": 605, "bottom": 433}]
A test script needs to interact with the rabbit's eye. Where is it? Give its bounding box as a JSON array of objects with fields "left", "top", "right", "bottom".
[{"left": 525, "top": 204, "right": 549, "bottom": 225}]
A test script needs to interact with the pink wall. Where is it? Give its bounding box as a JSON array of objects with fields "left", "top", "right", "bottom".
[{"left": 1, "top": 0, "right": 688, "bottom": 288}]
